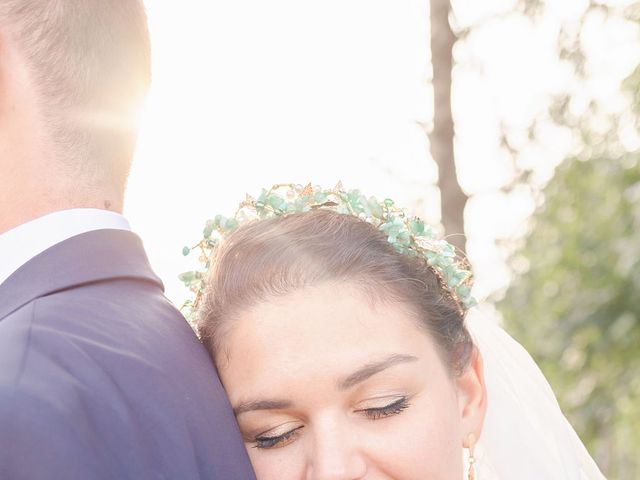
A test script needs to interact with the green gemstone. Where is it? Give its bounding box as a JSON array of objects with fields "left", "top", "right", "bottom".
[
  {"left": 410, "top": 219, "right": 425, "bottom": 236},
  {"left": 443, "top": 265, "right": 456, "bottom": 277},
  {"left": 214, "top": 214, "right": 225, "bottom": 227},
  {"left": 442, "top": 244, "right": 456, "bottom": 257},
  {"left": 203, "top": 220, "right": 215, "bottom": 238},
  {"left": 314, "top": 192, "right": 328, "bottom": 203},
  {"left": 268, "top": 194, "right": 286, "bottom": 211},
  {"left": 368, "top": 198, "right": 384, "bottom": 218},
  {"left": 178, "top": 271, "right": 197, "bottom": 284},
  {"left": 224, "top": 218, "right": 239, "bottom": 230},
  {"left": 456, "top": 285, "right": 471, "bottom": 298},
  {"left": 397, "top": 231, "right": 411, "bottom": 245}
]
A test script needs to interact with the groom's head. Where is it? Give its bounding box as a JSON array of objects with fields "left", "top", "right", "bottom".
[{"left": 0, "top": 0, "right": 151, "bottom": 229}]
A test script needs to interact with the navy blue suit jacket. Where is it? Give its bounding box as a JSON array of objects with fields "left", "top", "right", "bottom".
[{"left": 0, "top": 229, "right": 256, "bottom": 479}]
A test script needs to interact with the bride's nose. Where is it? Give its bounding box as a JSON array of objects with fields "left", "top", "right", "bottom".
[{"left": 305, "top": 418, "right": 368, "bottom": 480}]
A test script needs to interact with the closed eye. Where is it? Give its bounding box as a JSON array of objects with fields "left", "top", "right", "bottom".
[
  {"left": 359, "top": 396, "right": 410, "bottom": 420},
  {"left": 253, "top": 425, "right": 304, "bottom": 450}
]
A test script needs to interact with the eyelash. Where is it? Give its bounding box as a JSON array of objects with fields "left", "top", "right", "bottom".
[
  {"left": 252, "top": 397, "right": 410, "bottom": 449},
  {"left": 360, "top": 396, "right": 410, "bottom": 420},
  {"left": 254, "top": 426, "right": 303, "bottom": 449}
]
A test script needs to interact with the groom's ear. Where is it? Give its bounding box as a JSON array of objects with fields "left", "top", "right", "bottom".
[{"left": 455, "top": 346, "right": 487, "bottom": 445}]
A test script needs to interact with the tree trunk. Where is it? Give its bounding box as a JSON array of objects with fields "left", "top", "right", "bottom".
[{"left": 429, "top": 0, "right": 468, "bottom": 254}]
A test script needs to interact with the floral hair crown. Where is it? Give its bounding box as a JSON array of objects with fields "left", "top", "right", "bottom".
[{"left": 180, "top": 183, "right": 476, "bottom": 316}]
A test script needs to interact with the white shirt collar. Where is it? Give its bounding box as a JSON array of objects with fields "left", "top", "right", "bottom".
[{"left": 0, "top": 208, "right": 131, "bottom": 286}]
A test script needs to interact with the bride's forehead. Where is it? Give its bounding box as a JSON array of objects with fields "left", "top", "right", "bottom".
[
  {"left": 241, "top": 282, "right": 417, "bottom": 328},
  {"left": 223, "top": 282, "right": 434, "bottom": 365}
]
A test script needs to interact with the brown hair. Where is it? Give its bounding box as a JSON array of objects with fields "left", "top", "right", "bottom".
[
  {"left": 197, "top": 209, "right": 474, "bottom": 376},
  {"left": 0, "top": 0, "right": 151, "bottom": 187}
]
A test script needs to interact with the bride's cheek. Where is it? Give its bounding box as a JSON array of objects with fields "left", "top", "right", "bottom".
[
  {"left": 247, "top": 438, "right": 307, "bottom": 479},
  {"left": 385, "top": 397, "right": 460, "bottom": 476}
]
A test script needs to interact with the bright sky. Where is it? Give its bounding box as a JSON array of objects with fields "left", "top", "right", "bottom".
[{"left": 127, "top": 0, "right": 638, "bottom": 312}]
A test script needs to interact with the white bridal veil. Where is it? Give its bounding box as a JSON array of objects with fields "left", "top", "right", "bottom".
[{"left": 465, "top": 312, "right": 607, "bottom": 480}]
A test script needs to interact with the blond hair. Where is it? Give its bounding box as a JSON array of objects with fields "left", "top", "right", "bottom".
[{"left": 0, "top": 0, "right": 151, "bottom": 188}]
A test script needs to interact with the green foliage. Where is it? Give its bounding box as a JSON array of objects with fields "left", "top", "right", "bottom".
[
  {"left": 496, "top": 3, "right": 640, "bottom": 477},
  {"left": 498, "top": 141, "right": 640, "bottom": 479},
  {"left": 499, "top": 153, "right": 640, "bottom": 477}
]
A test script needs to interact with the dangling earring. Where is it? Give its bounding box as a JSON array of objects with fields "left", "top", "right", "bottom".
[{"left": 467, "top": 432, "right": 476, "bottom": 480}]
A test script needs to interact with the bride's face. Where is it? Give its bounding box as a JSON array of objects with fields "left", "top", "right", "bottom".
[{"left": 218, "top": 281, "right": 484, "bottom": 480}]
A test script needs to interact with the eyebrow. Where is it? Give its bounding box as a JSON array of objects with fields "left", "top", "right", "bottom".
[
  {"left": 232, "top": 354, "right": 418, "bottom": 416},
  {"left": 338, "top": 354, "right": 418, "bottom": 390},
  {"left": 234, "top": 399, "right": 292, "bottom": 416}
]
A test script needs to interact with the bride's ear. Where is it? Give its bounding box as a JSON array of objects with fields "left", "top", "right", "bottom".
[{"left": 455, "top": 345, "right": 487, "bottom": 444}]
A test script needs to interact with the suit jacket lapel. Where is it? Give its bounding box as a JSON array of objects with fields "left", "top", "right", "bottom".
[{"left": 0, "top": 229, "right": 163, "bottom": 321}]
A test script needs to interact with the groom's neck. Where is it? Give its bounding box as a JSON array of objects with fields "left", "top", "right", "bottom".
[{"left": 0, "top": 166, "right": 125, "bottom": 234}]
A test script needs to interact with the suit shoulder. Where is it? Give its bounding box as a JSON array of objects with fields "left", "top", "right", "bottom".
[{"left": 0, "top": 383, "right": 104, "bottom": 479}]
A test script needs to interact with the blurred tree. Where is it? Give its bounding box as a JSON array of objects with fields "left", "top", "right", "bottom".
[
  {"left": 499, "top": 155, "right": 640, "bottom": 478},
  {"left": 498, "top": 2, "right": 640, "bottom": 478},
  {"left": 429, "top": 0, "right": 468, "bottom": 254}
]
